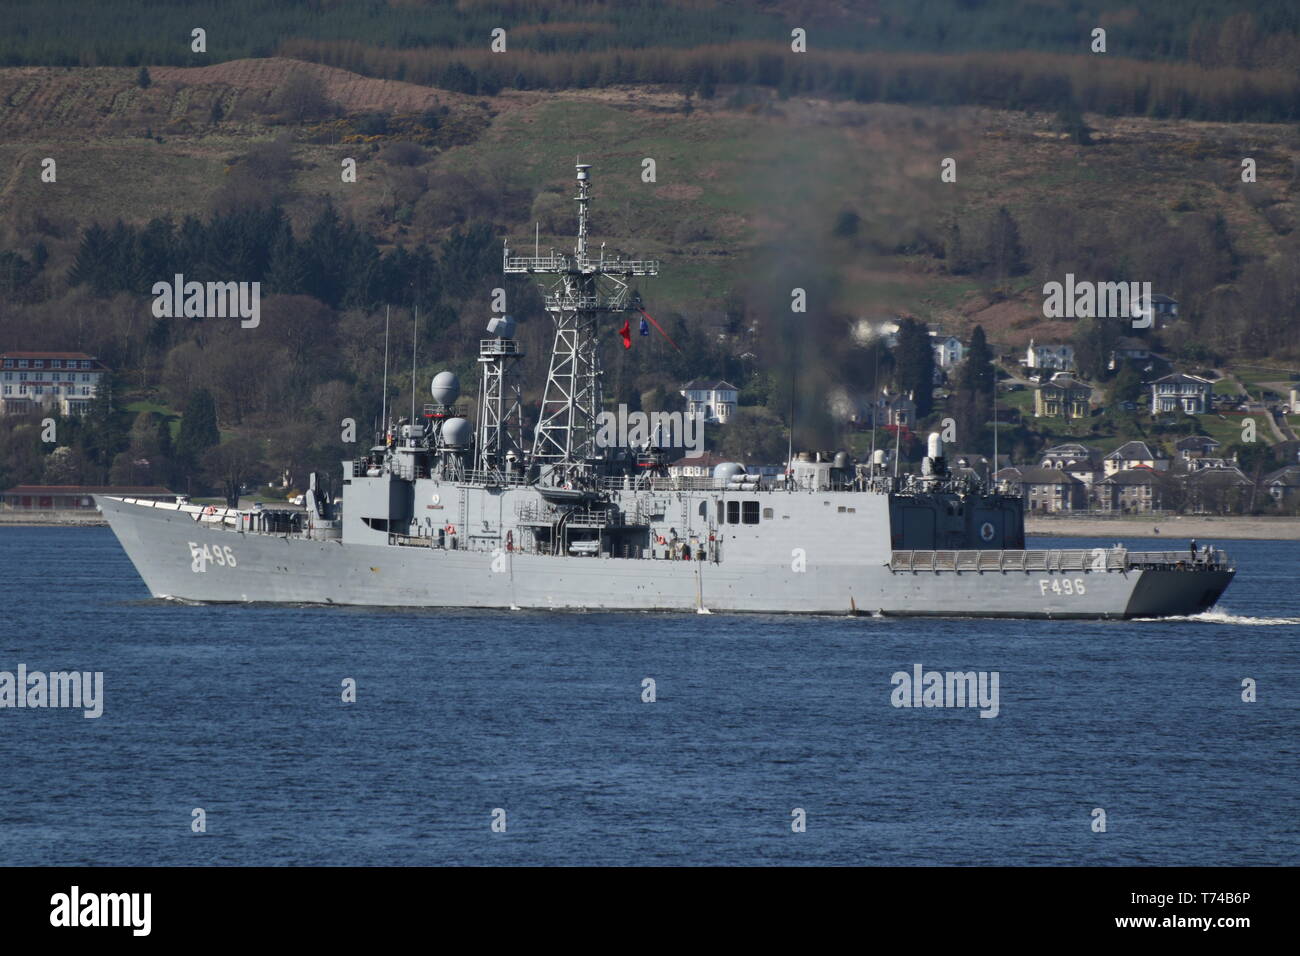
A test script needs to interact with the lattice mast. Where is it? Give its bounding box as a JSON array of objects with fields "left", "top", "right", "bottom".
[
  {"left": 474, "top": 315, "right": 526, "bottom": 478},
  {"left": 503, "top": 163, "right": 659, "bottom": 479}
]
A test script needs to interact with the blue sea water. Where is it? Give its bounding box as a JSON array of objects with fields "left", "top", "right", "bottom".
[{"left": 0, "top": 526, "right": 1295, "bottom": 866}]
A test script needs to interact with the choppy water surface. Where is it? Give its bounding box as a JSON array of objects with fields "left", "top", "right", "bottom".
[{"left": 0, "top": 527, "right": 1295, "bottom": 865}]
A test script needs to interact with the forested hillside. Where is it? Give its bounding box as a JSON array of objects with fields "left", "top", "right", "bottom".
[{"left": 0, "top": 2, "right": 1297, "bottom": 498}]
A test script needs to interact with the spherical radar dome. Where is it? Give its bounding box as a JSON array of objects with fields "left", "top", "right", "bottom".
[
  {"left": 441, "top": 417, "right": 472, "bottom": 448},
  {"left": 430, "top": 370, "right": 460, "bottom": 405}
]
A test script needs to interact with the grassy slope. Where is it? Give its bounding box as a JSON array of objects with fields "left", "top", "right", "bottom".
[{"left": 1, "top": 59, "right": 1297, "bottom": 346}]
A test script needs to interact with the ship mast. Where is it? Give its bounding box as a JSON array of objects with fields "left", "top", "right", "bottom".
[
  {"left": 503, "top": 163, "right": 659, "bottom": 482},
  {"left": 475, "top": 314, "right": 525, "bottom": 478}
]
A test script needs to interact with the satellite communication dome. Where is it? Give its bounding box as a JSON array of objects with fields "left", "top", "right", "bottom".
[
  {"left": 713, "top": 462, "right": 745, "bottom": 484},
  {"left": 430, "top": 370, "right": 460, "bottom": 405},
  {"left": 440, "top": 417, "right": 472, "bottom": 448},
  {"left": 487, "top": 315, "right": 516, "bottom": 338}
]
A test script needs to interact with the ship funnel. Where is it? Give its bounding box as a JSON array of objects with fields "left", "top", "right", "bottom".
[{"left": 430, "top": 370, "right": 460, "bottom": 405}]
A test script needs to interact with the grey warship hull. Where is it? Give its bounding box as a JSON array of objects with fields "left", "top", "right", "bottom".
[
  {"left": 98, "top": 162, "right": 1236, "bottom": 620},
  {"left": 98, "top": 492, "right": 1233, "bottom": 619}
]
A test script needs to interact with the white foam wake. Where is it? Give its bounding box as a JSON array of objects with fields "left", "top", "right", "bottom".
[{"left": 1136, "top": 606, "right": 1300, "bottom": 626}]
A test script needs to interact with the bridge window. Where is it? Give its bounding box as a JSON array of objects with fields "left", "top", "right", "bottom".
[
  {"left": 726, "top": 500, "right": 739, "bottom": 524},
  {"left": 742, "top": 501, "right": 760, "bottom": 524}
]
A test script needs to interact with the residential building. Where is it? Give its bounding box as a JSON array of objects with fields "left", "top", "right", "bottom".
[
  {"left": 1133, "top": 293, "right": 1179, "bottom": 328},
  {"left": 1175, "top": 435, "right": 1221, "bottom": 459},
  {"left": 1150, "top": 373, "right": 1212, "bottom": 415},
  {"left": 1263, "top": 465, "right": 1300, "bottom": 510},
  {"left": 868, "top": 393, "right": 916, "bottom": 428},
  {"left": 680, "top": 380, "right": 738, "bottom": 424},
  {"left": 1096, "top": 468, "right": 1165, "bottom": 513},
  {"left": 1185, "top": 456, "right": 1239, "bottom": 473},
  {"left": 930, "top": 334, "right": 965, "bottom": 369},
  {"left": 993, "top": 466, "right": 1086, "bottom": 512},
  {"left": 1024, "top": 340, "right": 1074, "bottom": 372},
  {"left": 1103, "top": 440, "right": 1169, "bottom": 476},
  {"left": 1, "top": 352, "right": 108, "bottom": 416},
  {"left": 1, "top": 485, "right": 176, "bottom": 511},
  {"left": 1108, "top": 337, "right": 1154, "bottom": 370},
  {"left": 1038, "top": 443, "right": 1102, "bottom": 485},
  {"left": 1183, "top": 466, "right": 1253, "bottom": 514},
  {"left": 950, "top": 453, "right": 1011, "bottom": 484},
  {"left": 1033, "top": 372, "right": 1091, "bottom": 419}
]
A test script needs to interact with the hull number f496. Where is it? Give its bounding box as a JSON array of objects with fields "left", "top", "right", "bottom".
[
  {"left": 1039, "top": 577, "right": 1086, "bottom": 596},
  {"left": 189, "top": 541, "right": 237, "bottom": 572}
]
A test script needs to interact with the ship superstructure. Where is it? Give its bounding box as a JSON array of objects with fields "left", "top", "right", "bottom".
[{"left": 99, "top": 165, "right": 1235, "bottom": 618}]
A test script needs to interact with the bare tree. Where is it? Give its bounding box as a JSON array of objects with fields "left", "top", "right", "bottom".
[
  {"left": 272, "top": 69, "right": 335, "bottom": 124},
  {"left": 202, "top": 436, "right": 266, "bottom": 508}
]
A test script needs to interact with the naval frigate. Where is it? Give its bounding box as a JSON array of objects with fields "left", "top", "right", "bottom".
[{"left": 98, "top": 164, "right": 1235, "bottom": 618}]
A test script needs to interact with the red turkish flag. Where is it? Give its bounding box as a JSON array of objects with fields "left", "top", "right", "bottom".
[{"left": 619, "top": 319, "right": 632, "bottom": 349}]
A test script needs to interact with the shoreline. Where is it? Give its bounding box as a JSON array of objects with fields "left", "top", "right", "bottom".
[
  {"left": 0, "top": 512, "right": 107, "bottom": 527},
  {"left": 1026, "top": 516, "right": 1300, "bottom": 541}
]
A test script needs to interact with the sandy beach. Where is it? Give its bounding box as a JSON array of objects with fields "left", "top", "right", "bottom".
[{"left": 1027, "top": 515, "right": 1300, "bottom": 541}]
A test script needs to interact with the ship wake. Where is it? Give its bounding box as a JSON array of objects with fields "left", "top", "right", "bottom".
[{"left": 1134, "top": 606, "right": 1300, "bottom": 626}]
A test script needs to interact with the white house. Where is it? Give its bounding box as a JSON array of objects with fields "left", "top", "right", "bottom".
[
  {"left": 1150, "top": 372, "right": 1211, "bottom": 415},
  {"left": 680, "top": 380, "right": 738, "bottom": 424},
  {"left": 1, "top": 352, "right": 108, "bottom": 417},
  {"left": 1024, "top": 339, "right": 1074, "bottom": 372},
  {"left": 930, "top": 333, "right": 965, "bottom": 369}
]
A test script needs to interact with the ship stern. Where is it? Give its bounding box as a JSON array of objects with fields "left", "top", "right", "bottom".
[{"left": 1122, "top": 567, "right": 1236, "bottom": 618}]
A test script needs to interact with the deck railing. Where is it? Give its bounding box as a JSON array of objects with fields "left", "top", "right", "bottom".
[{"left": 889, "top": 548, "right": 1230, "bottom": 572}]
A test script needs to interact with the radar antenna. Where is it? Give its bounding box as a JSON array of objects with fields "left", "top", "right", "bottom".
[{"left": 503, "top": 163, "right": 659, "bottom": 481}]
